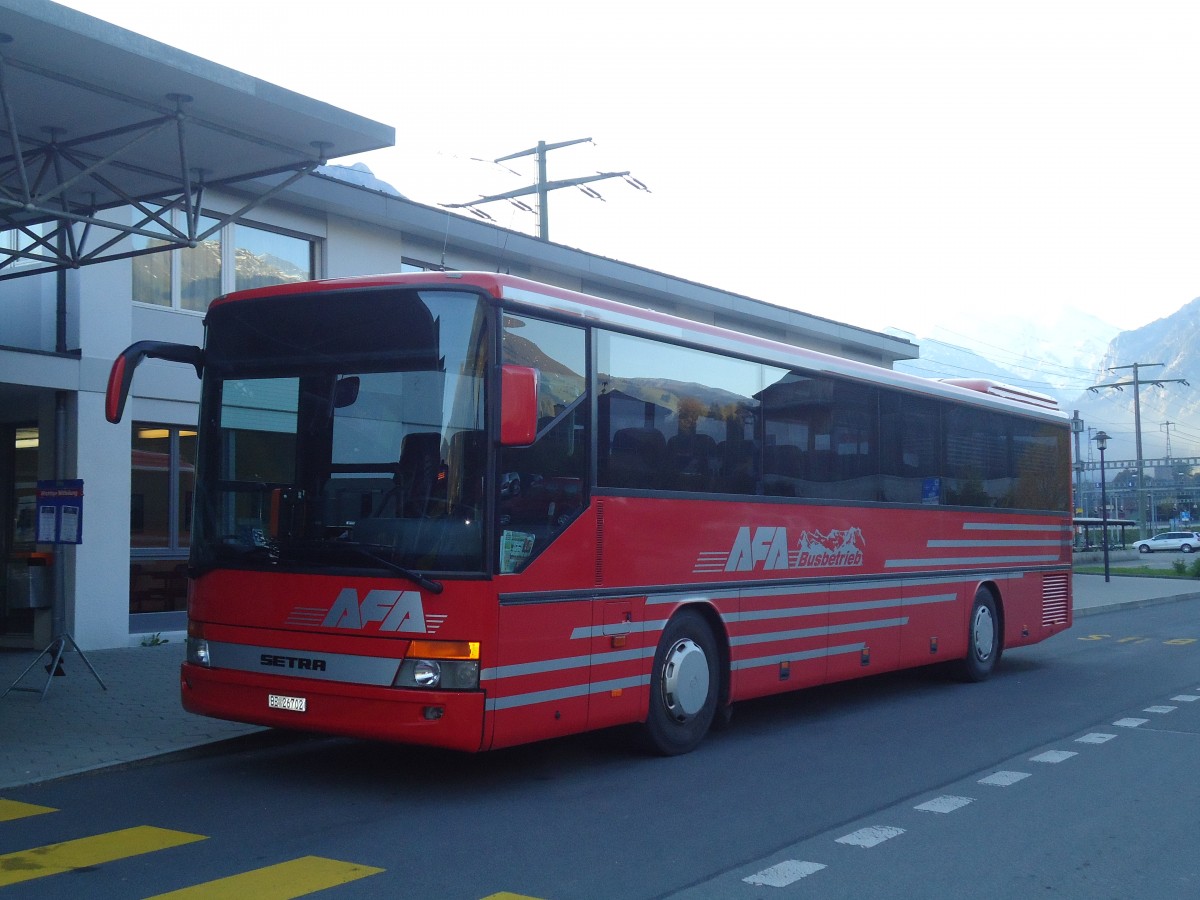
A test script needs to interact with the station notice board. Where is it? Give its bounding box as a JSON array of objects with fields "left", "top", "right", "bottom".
[{"left": 36, "top": 479, "right": 84, "bottom": 545}]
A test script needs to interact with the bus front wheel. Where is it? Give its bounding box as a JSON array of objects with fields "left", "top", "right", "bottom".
[
  {"left": 644, "top": 609, "right": 719, "bottom": 755},
  {"left": 957, "top": 587, "right": 1002, "bottom": 682}
]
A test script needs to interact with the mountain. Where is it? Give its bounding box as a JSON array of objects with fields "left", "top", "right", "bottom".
[
  {"left": 895, "top": 301, "right": 1200, "bottom": 466},
  {"left": 895, "top": 338, "right": 1060, "bottom": 397},
  {"left": 1079, "top": 298, "right": 1200, "bottom": 464}
]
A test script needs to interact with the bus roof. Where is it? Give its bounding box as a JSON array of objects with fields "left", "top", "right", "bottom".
[{"left": 210, "top": 271, "right": 1066, "bottom": 422}]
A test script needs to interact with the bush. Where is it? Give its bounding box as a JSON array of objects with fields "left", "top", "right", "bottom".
[
  {"left": 1173, "top": 560, "right": 1188, "bottom": 575},
  {"left": 1190, "top": 558, "right": 1200, "bottom": 579}
]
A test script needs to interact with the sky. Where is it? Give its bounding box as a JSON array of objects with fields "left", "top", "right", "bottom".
[{"left": 57, "top": 0, "right": 1200, "bottom": 344}]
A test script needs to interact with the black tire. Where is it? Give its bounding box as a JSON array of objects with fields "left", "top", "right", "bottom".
[
  {"left": 957, "top": 588, "right": 1001, "bottom": 683},
  {"left": 1139, "top": 545, "right": 1151, "bottom": 553},
  {"left": 643, "top": 609, "right": 720, "bottom": 755},
  {"left": 1182, "top": 544, "right": 1194, "bottom": 554}
]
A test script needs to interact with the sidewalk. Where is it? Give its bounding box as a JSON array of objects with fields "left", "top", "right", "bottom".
[
  {"left": 0, "top": 640, "right": 265, "bottom": 791},
  {"left": 2, "top": 574, "right": 1198, "bottom": 790}
]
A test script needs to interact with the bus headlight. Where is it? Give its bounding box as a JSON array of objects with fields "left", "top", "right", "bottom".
[
  {"left": 413, "top": 660, "right": 441, "bottom": 687},
  {"left": 393, "top": 641, "right": 480, "bottom": 690}
]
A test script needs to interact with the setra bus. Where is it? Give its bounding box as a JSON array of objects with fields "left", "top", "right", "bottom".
[{"left": 106, "top": 271, "right": 1073, "bottom": 755}]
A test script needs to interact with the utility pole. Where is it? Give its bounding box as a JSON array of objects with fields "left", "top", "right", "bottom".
[
  {"left": 1071, "top": 410, "right": 1085, "bottom": 520},
  {"left": 1088, "top": 362, "right": 1189, "bottom": 537},
  {"left": 1161, "top": 420, "right": 1177, "bottom": 528},
  {"left": 440, "top": 138, "right": 648, "bottom": 240}
]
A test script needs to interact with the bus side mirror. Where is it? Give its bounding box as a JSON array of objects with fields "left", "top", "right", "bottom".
[
  {"left": 500, "top": 364, "right": 538, "bottom": 446},
  {"left": 106, "top": 341, "right": 204, "bottom": 423}
]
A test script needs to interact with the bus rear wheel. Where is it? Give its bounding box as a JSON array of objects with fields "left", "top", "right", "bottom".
[
  {"left": 643, "top": 609, "right": 719, "bottom": 755},
  {"left": 957, "top": 587, "right": 1001, "bottom": 682}
]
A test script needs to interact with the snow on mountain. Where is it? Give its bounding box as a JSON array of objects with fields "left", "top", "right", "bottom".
[{"left": 894, "top": 301, "right": 1200, "bottom": 465}]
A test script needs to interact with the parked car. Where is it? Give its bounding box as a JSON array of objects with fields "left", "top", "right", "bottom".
[{"left": 1132, "top": 531, "right": 1200, "bottom": 553}]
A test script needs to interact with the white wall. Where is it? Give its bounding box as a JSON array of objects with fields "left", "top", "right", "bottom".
[
  {"left": 69, "top": 247, "right": 135, "bottom": 647},
  {"left": 70, "top": 391, "right": 131, "bottom": 649},
  {"left": 323, "top": 214, "right": 404, "bottom": 276}
]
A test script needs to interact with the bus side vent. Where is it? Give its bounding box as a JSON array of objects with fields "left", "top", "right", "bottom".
[
  {"left": 1041, "top": 573, "right": 1069, "bottom": 626},
  {"left": 594, "top": 500, "right": 605, "bottom": 587}
]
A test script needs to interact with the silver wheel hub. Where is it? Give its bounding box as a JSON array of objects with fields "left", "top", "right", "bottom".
[
  {"left": 661, "top": 638, "right": 710, "bottom": 721},
  {"left": 972, "top": 604, "right": 995, "bottom": 661}
]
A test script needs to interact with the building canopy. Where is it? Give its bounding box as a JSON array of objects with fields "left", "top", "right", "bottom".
[{"left": 0, "top": 0, "right": 394, "bottom": 279}]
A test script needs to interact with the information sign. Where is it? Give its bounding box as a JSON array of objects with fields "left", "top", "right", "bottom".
[{"left": 35, "top": 479, "right": 84, "bottom": 545}]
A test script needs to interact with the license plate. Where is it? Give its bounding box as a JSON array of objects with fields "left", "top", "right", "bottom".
[{"left": 268, "top": 694, "right": 306, "bottom": 712}]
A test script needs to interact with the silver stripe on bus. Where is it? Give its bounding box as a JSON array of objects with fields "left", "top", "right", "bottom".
[
  {"left": 486, "top": 681, "right": 591, "bottom": 711},
  {"left": 962, "top": 522, "right": 1071, "bottom": 532},
  {"left": 592, "top": 674, "right": 652, "bottom": 694},
  {"left": 648, "top": 575, "right": 965, "bottom": 604},
  {"left": 485, "top": 674, "right": 652, "bottom": 712},
  {"left": 885, "top": 554, "right": 1059, "bottom": 567},
  {"left": 927, "top": 539, "right": 1065, "bottom": 547},
  {"left": 480, "top": 645, "right": 656, "bottom": 682},
  {"left": 730, "top": 617, "right": 908, "bottom": 647},
  {"left": 209, "top": 641, "right": 401, "bottom": 686},
  {"left": 732, "top": 642, "right": 865, "bottom": 671},
  {"left": 569, "top": 618, "right": 670, "bottom": 641}
]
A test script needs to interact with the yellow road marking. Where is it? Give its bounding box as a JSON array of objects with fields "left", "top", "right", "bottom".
[
  {"left": 144, "top": 855, "right": 384, "bottom": 899},
  {"left": 0, "top": 825, "right": 205, "bottom": 887},
  {"left": 0, "top": 799, "right": 57, "bottom": 822}
]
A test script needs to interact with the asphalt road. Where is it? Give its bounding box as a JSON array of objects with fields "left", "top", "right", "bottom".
[{"left": 3, "top": 599, "right": 1198, "bottom": 899}]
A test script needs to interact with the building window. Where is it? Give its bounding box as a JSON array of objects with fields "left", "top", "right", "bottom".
[
  {"left": 181, "top": 216, "right": 222, "bottom": 312},
  {"left": 132, "top": 212, "right": 315, "bottom": 311},
  {"left": 130, "top": 225, "right": 172, "bottom": 306},
  {"left": 234, "top": 222, "right": 313, "bottom": 291},
  {"left": 130, "top": 423, "right": 195, "bottom": 614},
  {"left": 1, "top": 223, "right": 50, "bottom": 269}
]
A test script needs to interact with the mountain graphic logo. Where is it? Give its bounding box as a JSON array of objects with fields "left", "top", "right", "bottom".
[{"left": 792, "top": 527, "right": 865, "bottom": 568}]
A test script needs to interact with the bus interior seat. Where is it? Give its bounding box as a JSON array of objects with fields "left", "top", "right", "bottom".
[
  {"left": 607, "top": 426, "right": 666, "bottom": 489},
  {"left": 375, "top": 431, "right": 442, "bottom": 517}
]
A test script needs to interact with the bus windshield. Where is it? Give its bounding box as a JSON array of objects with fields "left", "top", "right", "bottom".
[{"left": 192, "top": 288, "right": 489, "bottom": 578}]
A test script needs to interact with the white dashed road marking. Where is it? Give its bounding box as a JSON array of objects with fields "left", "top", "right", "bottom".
[
  {"left": 914, "top": 795, "right": 974, "bottom": 814},
  {"left": 1076, "top": 733, "right": 1116, "bottom": 744},
  {"left": 1030, "top": 750, "right": 1077, "bottom": 763},
  {"left": 835, "top": 826, "right": 905, "bottom": 848},
  {"left": 978, "top": 771, "right": 1030, "bottom": 786},
  {"left": 1171, "top": 694, "right": 1198, "bottom": 701},
  {"left": 1143, "top": 705, "right": 1176, "bottom": 714},
  {"left": 742, "top": 860, "right": 826, "bottom": 887},
  {"left": 1113, "top": 717, "right": 1149, "bottom": 728}
]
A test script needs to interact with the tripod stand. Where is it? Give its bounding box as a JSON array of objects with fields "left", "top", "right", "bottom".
[{"left": 2, "top": 632, "right": 107, "bottom": 701}]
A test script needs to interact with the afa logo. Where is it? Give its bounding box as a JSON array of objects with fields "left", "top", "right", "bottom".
[
  {"left": 694, "top": 525, "right": 866, "bottom": 573},
  {"left": 286, "top": 589, "right": 447, "bottom": 634}
]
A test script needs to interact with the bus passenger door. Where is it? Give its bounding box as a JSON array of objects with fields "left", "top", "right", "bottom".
[
  {"left": 587, "top": 598, "right": 645, "bottom": 730},
  {"left": 489, "top": 600, "right": 594, "bottom": 750}
]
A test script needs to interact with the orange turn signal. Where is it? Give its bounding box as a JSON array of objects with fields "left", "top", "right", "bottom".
[{"left": 407, "top": 640, "right": 480, "bottom": 660}]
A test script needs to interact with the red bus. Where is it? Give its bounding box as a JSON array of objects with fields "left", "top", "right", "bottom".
[{"left": 107, "top": 272, "right": 1072, "bottom": 755}]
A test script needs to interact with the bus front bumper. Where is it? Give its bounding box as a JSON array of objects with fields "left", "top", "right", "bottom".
[{"left": 180, "top": 663, "right": 487, "bottom": 752}]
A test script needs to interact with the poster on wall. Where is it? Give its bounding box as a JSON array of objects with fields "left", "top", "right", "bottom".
[{"left": 36, "top": 480, "right": 84, "bottom": 545}]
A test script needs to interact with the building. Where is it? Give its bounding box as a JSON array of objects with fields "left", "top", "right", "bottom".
[{"left": 0, "top": 0, "right": 917, "bottom": 650}]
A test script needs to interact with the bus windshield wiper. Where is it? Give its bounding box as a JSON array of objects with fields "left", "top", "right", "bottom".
[{"left": 322, "top": 541, "right": 444, "bottom": 594}]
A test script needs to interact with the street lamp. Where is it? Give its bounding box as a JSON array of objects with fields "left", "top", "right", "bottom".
[{"left": 1094, "top": 430, "right": 1110, "bottom": 583}]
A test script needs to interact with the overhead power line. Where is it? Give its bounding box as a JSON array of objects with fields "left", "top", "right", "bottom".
[{"left": 440, "top": 137, "right": 649, "bottom": 241}]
